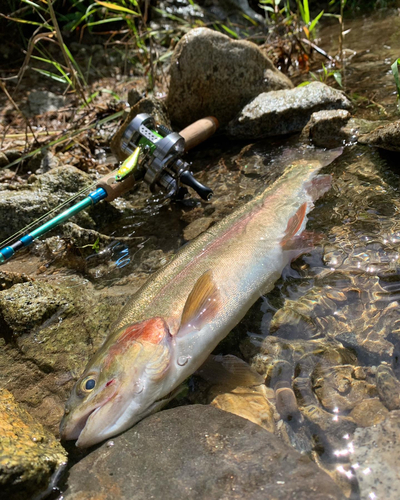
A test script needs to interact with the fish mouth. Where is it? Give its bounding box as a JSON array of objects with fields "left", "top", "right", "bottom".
[{"left": 60, "top": 404, "right": 101, "bottom": 442}]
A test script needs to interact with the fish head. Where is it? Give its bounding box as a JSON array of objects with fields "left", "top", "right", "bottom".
[{"left": 60, "top": 317, "right": 172, "bottom": 447}]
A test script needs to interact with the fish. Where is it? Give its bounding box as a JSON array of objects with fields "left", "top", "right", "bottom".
[{"left": 60, "top": 148, "right": 341, "bottom": 447}]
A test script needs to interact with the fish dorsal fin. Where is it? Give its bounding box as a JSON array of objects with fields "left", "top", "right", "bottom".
[
  {"left": 280, "top": 202, "right": 308, "bottom": 248},
  {"left": 178, "top": 270, "right": 221, "bottom": 336}
]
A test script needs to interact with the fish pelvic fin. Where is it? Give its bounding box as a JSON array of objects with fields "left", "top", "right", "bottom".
[{"left": 178, "top": 270, "right": 221, "bottom": 336}]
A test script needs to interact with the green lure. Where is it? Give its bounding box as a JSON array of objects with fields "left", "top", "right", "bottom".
[{"left": 115, "top": 147, "right": 141, "bottom": 182}]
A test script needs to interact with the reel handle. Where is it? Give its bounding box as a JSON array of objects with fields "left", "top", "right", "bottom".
[{"left": 180, "top": 116, "right": 219, "bottom": 151}]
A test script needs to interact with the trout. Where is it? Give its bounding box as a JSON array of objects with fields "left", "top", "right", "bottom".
[{"left": 60, "top": 149, "right": 341, "bottom": 447}]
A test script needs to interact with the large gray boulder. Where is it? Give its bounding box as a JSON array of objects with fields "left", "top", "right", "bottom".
[
  {"left": 63, "top": 405, "right": 344, "bottom": 500},
  {"left": 166, "top": 27, "right": 293, "bottom": 128},
  {"left": 227, "top": 82, "right": 352, "bottom": 139}
]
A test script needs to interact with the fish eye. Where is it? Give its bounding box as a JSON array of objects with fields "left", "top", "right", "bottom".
[{"left": 80, "top": 376, "right": 96, "bottom": 393}]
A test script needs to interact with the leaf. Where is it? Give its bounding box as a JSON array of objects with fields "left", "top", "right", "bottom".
[
  {"left": 221, "top": 24, "right": 239, "bottom": 39},
  {"left": 333, "top": 71, "right": 343, "bottom": 87},
  {"left": 94, "top": 0, "right": 139, "bottom": 15},
  {"left": 297, "top": 81, "right": 311, "bottom": 87},
  {"left": 32, "top": 68, "right": 69, "bottom": 84},
  {"left": 391, "top": 58, "right": 400, "bottom": 103},
  {"left": 309, "top": 10, "right": 324, "bottom": 33}
]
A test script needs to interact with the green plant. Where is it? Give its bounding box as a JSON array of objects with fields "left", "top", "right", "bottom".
[
  {"left": 299, "top": 63, "right": 342, "bottom": 87},
  {"left": 296, "top": 0, "right": 324, "bottom": 40},
  {"left": 391, "top": 58, "right": 400, "bottom": 110}
]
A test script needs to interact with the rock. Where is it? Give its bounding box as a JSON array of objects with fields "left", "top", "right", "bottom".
[
  {"left": 110, "top": 97, "right": 171, "bottom": 161},
  {"left": 0, "top": 388, "right": 67, "bottom": 500},
  {"left": 358, "top": 120, "right": 400, "bottom": 151},
  {"left": 0, "top": 281, "right": 71, "bottom": 339},
  {"left": 350, "top": 410, "right": 400, "bottom": 500},
  {"left": 0, "top": 166, "right": 94, "bottom": 242},
  {"left": 183, "top": 217, "right": 213, "bottom": 240},
  {"left": 301, "top": 109, "right": 352, "bottom": 148},
  {"left": 227, "top": 82, "right": 352, "bottom": 140},
  {"left": 0, "top": 276, "right": 122, "bottom": 435},
  {"left": 375, "top": 363, "right": 400, "bottom": 410},
  {"left": 166, "top": 27, "right": 293, "bottom": 128},
  {"left": 313, "top": 365, "right": 376, "bottom": 412},
  {"left": 26, "top": 150, "right": 59, "bottom": 174},
  {"left": 0, "top": 271, "right": 33, "bottom": 291},
  {"left": 349, "top": 398, "right": 389, "bottom": 427},
  {"left": 210, "top": 386, "right": 276, "bottom": 433},
  {"left": 28, "top": 90, "right": 66, "bottom": 115},
  {"left": 63, "top": 405, "right": 344, "bottom": 499}
]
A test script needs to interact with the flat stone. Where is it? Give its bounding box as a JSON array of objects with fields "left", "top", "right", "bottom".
[
  {"left": 63, "top": 405, "right": 344, "bottom": 500},
  {"left": 0, "top": 388, "right": 67, "bottom": 500},
  {"left": 227, "top": 82, "right": 352, "bottom": 140},
  {"left": 358, "top": 120, "right": 400, "bottom": 151},
  {"left": 166, "top": 27, "right": 293, "bottom": 128},
  {"left": 351, "top": 410, "right": 400, "bottom": 499}
]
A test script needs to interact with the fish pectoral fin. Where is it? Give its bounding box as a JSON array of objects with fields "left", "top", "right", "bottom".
[
  {"left": 280, "top": 202, "right": 308, "bottom": 247},
  {"left": 197, "top": 354, "right": 264, "bottom": 389},
  {"left": 282, "top": 229, "right": 323, "bottom": 256},
  {"left": 178, "top": 270, "right": 221, "bottom": 337}
]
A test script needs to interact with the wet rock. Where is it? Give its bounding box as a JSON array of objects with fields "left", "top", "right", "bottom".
[
  {"left": 0, "top": 166, "right": 95, "bottom": 242},
  {"left": 28, "top": 90, "right": 66, "bottom": 115},
  {"left": 0, "top": 271, "right": 33, "bottom": 291},
  {"left": 63, "top": 405, "right": 344, "bottom": 500},
  {"left": 375, "top": 363, "right": 400, "bottom": 410},
  {"left": 349, "top": 398, "right": 389, "bottom": 427},
  {"left": 0, "top": 388, "right": 67, "bottom": 500},
  {"left": 301, "top": 109, "right": 352, "bottom": 148},
  {"left": 166, "top": 27, "right": 293, "bottom": 128},
  {"left": 313, "top": 365, "right": 376, "bottom": 412},
  {"left": 111, "top": 97, "right": 171, "bottom": 161},
  {"left": 358, "top": 119, "right": 400, "bottom": 151},
  {"left": 350, "top": 410, "right": 400, "bottom": 500},
  {"left": 0, "top": 276, "right": 122, "bottom": 434},
  {"left": 227, "top": 82, "right": 352, "bottom": 140},
  {"left": 0, "top": 281, "right": 72, "bottom": 339},
  {"left": 210, "top": 385, "right": 276, "bottom": 434},
  {"left": 183, "top": 217, "right": 213, "bottom": 240}
]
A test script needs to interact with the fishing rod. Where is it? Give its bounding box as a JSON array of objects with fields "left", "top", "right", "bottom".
[{"left": 0, "top": 114, "right": 219, "bottom": 263}]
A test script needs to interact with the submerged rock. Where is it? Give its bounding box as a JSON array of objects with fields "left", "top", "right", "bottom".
[
  {"left": 351, "top": 410, "right": 400, "bottom": 500},
  {"left": 166, "top": 27, "right": 293, "bottom": 128},
  {"left": 375, "top": 363, "right": 400, "bottom": 410},
  {"left": 227, "top": 82, "right": 352, "bottom": 140},
  {"left": 358, "top": 120, "right": 400, "bottom": 151},
  {"left": 0, "top": 388, "right": 67, "bottom": 500},
  {"left": 63, "top": 405, "right": 344, "bottom": 499}
]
